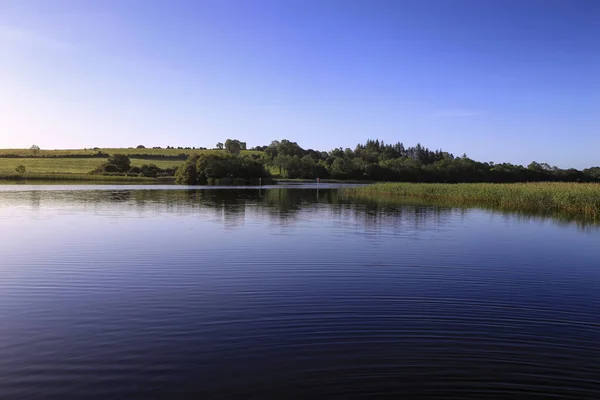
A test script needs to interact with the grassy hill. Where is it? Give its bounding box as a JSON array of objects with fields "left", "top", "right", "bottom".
[{"left": 0, "top": 148, "right": 264, "bottom": 179}]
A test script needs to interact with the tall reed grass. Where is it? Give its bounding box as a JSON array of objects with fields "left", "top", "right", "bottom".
[{"left": 340, "top": 182, "right": 600, "bottom": 222}]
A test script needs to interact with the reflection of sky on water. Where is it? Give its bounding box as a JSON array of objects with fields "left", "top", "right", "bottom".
[
  {"left": 1, "top": 187, "right": 598, "bottom": 268},
  {"left": 1, "top": 187, "right": 600, "bottom": 398}
]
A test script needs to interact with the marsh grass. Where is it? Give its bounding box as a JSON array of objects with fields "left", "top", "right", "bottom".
[{"left": 340, "top": 182, "right": 600, "bottom": 222}]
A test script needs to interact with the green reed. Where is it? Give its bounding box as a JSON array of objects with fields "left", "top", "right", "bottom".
[{"left": 340, "top": 182, "right": 600, "bottom": 222}]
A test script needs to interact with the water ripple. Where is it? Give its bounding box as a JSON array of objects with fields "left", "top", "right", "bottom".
[{"left": 0, "top": 187, "right": 599, "bottom": 398}]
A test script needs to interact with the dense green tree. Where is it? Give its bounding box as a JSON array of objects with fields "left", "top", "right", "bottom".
[
  {"left": 265, "top": 140, "right": 280, "bottom": 159},
  {"left": 264, "top": 139, "right": 306, "bottom": 160},
  {"left": 224, "top": 139, "right": 243, "bottom": 155},
  {"left": 140, "top": 164, "right": 160, "bottom": 178},
  {"left": 583, "top": 167, "right": 600, "bottom": 180},
  {"left": 528, "top": 161, "right": 552, "bottom": 173},
  {"left": 301, "top": 155, "right": 317, "bottom": 177},
  {"left": 175, "top": 156, "right": 199, "bottom": 184},
  {"left": 176, "top": 154, "right": 270, "bottom": 185},
  {"left": 278, "top": 139, "right": 305, "bottom": 157},
  {"left": 106, "top": 154, "right": 131, "bottom": 172},
  {"left": 329, "top": 157, "right": 354, "bottom": 178},
  {"left": 273, "top": 154, "right": 292, "bottom": 176}
]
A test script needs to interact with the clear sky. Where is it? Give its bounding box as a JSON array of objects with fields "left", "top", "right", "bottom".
[{"left": 0, "top": 0, "right": 598, "bottom": 168}]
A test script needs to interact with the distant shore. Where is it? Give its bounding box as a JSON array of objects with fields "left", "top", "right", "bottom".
[
  {"left": 2, "top": 146, "right": 599, "bottom": 186},
  {"left": 0, "top": 148, "right": 260, "bottom": 179}
]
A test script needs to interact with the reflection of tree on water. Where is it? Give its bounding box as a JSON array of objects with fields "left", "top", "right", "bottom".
[
  {"left": 108, "top": 191, "right": 131, "bottom": 202},
  {"left": 6, "top": 189, "right": 132, "bottom": 210},
  {"left": 255, "top": 189, "right": 458, "bottom": 233},
  {"left": 258, "top": 189, "right": 343, "bottom": 225},
  {"left": 3, "top": 188, "right": 595, "bottom": 231},
  {"left": 260, "top": 189, "right": 302, "bottom": 216},
  {"left": 128, "top": 188, "right": 345, "bottom": 225},
  {"left": 76, "top": 189, "right": 339, "bottom": 221},
  {"left": 325, "top": 198, "right": 459, "bottom": 240},
  {"left": 28, "top": 190, "right": 42, "bottom": 210},
  {"left": 261, "top": 188, "right": 340, "bottom": 209},
  {"left": 204, "top": 191, "right": 248, "bottom": 229}
]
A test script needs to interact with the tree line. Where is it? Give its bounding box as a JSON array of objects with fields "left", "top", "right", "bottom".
[
  {"left": 86, "top": 138, "right": 600, "bottom": 183},
  {"left": 251, "top": 139, "right": 600, "bottom": 183}
]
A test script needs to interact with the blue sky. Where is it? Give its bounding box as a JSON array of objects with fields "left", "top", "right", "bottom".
[{"left": 0, "top": 0, "right": 598, "bottom": 167}]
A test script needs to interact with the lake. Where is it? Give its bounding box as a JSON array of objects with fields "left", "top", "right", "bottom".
[{"left": 1, "top": 185, "right": 599, "bottom": 399}]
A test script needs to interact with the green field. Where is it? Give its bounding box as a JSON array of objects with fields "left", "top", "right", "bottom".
[
  {"left": 340, "top": 182, "right": 600, "bottom": 222},
  {"left": 0, "top": 148, "right": 264, "bottom": 177},
  {"left": 0, "top": 157, "right": 185, "bottom": 175}
]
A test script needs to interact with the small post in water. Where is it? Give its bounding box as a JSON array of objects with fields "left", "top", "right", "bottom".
[
  {"left": 259, "top": 177, "right": 262, "bottom": 187},
  {"left": 316, "top": 177, "right": 320, "bottom": 199}
]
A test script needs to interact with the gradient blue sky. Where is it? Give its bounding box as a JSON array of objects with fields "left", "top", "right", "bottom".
[{"left": 1, "top": 0, "right": 598, "bottom": 167}]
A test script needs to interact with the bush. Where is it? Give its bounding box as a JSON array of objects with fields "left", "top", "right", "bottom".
[
  {"left": 101, "top": 164, "right": 120, "bottom": 173},
  {"left": 225, "top": 139, "right": 242, "bottom": 155},
  {"left": 139, "top": 164, "right": 159, "bottom": 178},
  {"left": 175, "top": 156, "right": 199, "bottom": 184},
  {"left": 15, "top": 165, "right": 26, "bottom": 173},
  {"left": 106, "top": 154, "right": 131, "bottom": 172}
]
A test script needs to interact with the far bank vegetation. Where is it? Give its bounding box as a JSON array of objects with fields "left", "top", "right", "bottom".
[
  {"left": 175, "top": 154, "right": 271, "bottom": 185},
  {"left": 1, "top": 139, "right": 599, "bottom": 183}
]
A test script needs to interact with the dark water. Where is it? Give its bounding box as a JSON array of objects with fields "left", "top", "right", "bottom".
[{"left": 1, "top": 186, "right": 599, "bottom": 399}]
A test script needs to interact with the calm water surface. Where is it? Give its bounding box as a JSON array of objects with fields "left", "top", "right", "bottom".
[{"left": 1, "top": 186, "right": 599, "bottom": 399}]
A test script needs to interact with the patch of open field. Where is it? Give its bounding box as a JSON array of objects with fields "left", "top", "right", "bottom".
[{"left": 0, "top": 157, "right": 185, "bottom": 175}]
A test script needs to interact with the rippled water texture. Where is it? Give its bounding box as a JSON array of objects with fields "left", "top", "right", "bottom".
[{"left": 1, "top": 186, "right": 599, "bottom": 399}]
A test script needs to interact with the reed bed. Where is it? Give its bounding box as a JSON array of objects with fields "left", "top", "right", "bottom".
[{"left": 340, "top": 182, "right": 600, "bottom": 222}]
